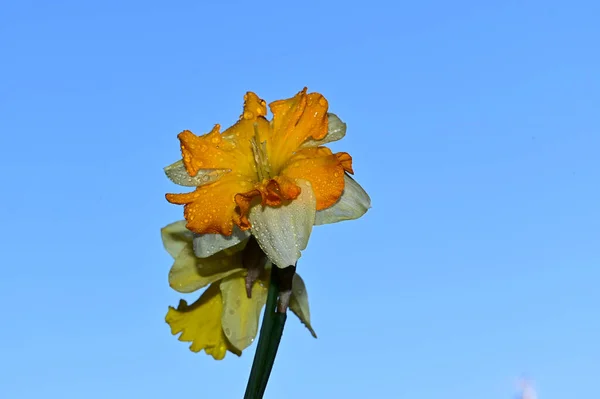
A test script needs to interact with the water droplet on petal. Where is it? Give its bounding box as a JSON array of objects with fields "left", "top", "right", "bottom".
[{"left": 224, "top": 328, "right": 231, "bottom": 337}]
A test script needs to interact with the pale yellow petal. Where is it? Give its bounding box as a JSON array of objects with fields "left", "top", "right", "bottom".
[
  {"left": 169, "top": 242, "right": 245, "bottom": 294},
  {"left": 161, "top": 220, "right": 193, "bottom": 259},
  {"left": 220, "top": 271, "right": 268, "bottom": 352}
]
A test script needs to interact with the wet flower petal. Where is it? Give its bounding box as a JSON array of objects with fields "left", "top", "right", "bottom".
[
  {"left": 315, "top": 175, "right": 371, "bottom": 225},
  {"left": 220, "top": 271, "right": 268, "bottom": 352},
  {"left": 301, "top": 113, "right": 346, "bottom": 149},
  {"left": 289, "top": 274, "right": 317, "bottom": 338},
  {"left": 169, "top": 243, "right": 245, "bottom": 294},
  {"left": 177, "top": 93, "right": 270, "bottom": 178},
  {"left": 164, "top": 160, "right": 230, "bottom": 187},
  {"left": 282, "top": 147, "right": 351, "bottom": 210},
  {"left": 178, "top": 126, "right": 252, "bottom": 177},
  {"left": 161, "top": 220, "right": 193, "bottom": 259},
  {"left": 166, "top": 175, "right": 254, "bottom": 235},
  {"left": 166, "top": 284, "right": 241, "bottom": 360},
  {"left": 249, "top": 180, "right": 316, "bottom": 268},
  {"left": 193, "top": 226, "right": 251, "bottom": 258},
  {"left": 268, "top": 88, "right": 329, "bottom": 172}
]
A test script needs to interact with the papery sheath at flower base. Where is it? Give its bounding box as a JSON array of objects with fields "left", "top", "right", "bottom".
[{"left": 161, "top": 88, "right": 370, "bottom": 376}]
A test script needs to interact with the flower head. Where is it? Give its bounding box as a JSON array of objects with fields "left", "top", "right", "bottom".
[
  {"left": 162, "top": 88, "right": 370, "bottom": 359},
  {"left": 165, "top": 88, "right": 369, "bottom": 268}
]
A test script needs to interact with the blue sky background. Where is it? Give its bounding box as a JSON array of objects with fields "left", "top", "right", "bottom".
[{"left": 1, "top": 1, "right": 598, "bottom": 398}]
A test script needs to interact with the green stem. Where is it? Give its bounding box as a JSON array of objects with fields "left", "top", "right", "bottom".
[
  {"left": 256, "top": 311, "right": 287, "bottom": 397},
  {"left": 244, "top": 266, "right": 283, "bottom": 399}
]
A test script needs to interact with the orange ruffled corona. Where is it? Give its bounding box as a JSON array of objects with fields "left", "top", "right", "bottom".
[{"left": 166, "top": 88, "right": 353, "bottom": 236}]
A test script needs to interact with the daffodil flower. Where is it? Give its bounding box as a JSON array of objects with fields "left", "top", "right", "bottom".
[
  {"left": 162, "top": 220, "right": 315, "bottom": 360},
  {"left": 162, "top": 88, "right": 370, "bottom": 360},
  {"left": 164, "top": 88, "right": 370, "bottom": 269}
]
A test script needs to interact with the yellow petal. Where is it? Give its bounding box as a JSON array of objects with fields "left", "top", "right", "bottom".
[
  {"left": 220, "top": 271, "right": 269, "bottom": 352},
  {"left": 177, "top": 126, "right": 250, "bottom": 177},
  {"left": 176, "top": 92, "right": 270, "bottom": 179},
  {"left": 166, "top": 283, "right": 241, "bottom": 360},
  {"left": 300, "top": 113, "right": 347, "bottom": 149},
  {"left": 168, "top": 242, "right": 245, "bottom": 293},
  {"left": 268, "top": 88, "right": 329, "bottom": 172},
  {"left": 282, "top": 147, "right": 351, "bottom": 210},
  {"left": 161, "top": 220, "right": 193, "bottom": 259},
  {"left": 166, "top": 175, "right": 255, "bottom": 235}
]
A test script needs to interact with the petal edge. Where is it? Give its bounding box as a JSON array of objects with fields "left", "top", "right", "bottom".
[
  {"left": 248, "top": 179, "right": 316, "bottom": 268},
  {"left": 314, "top": 175, "right": 371, "bottom": 225}
]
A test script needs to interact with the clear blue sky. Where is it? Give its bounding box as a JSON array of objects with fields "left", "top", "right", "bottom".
[{"left": 1, "top": 1, "right": 598, "bottom": 398}]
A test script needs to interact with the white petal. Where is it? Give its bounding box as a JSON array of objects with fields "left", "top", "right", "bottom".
[
  {"left": 220, "top": 274, "right": 268, "bottom": 351},
  {"left": 315, "top": 175, "right": 371, "bottom": 225},
  {"left": 193, "top": 226, "right": 251, "bottom": 258},
  {"left": 164, "top": 159, "right": 230, "bottom": 187},
  {"left": 289, "top": 274, "right": 317, "bottom": 338},
  {"left": 300, "top": 113, "right": 346, "bottom": 148},
  {"left": 161, "top": 220, "right": 193, "bottom": 259},
  {"left": 249, "top": 179, "right": 316, "bottom": 268},
  {"left": 169, "top": 242, "right": 245, "bottom": 293}
]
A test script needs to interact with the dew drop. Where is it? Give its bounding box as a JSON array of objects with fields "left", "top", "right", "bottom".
[
  {"left": 224, "top": 328, "right": 231, "bottom": 337},
  {"left": 319, "top": 98, "right": 327, "bottom": 107},
  {"left": 228, "top": 308, "right": 235, "bottom": 315}
]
